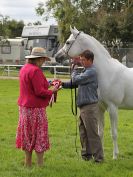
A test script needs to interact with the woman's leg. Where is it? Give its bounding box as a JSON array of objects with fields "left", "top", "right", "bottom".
[
  {"left": 24, "top": 150, "right": 32, "bottom": 167},
  {"left": 35, "top": 151, "right": 44, "bottom": 167}
]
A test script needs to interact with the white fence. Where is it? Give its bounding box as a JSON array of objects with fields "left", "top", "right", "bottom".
[{"left": 0, "top": 64, "right": 71, "bottom": 79}]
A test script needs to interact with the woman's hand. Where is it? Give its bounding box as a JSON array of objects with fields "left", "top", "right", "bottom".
[
  {"left": 52, "top": 86, "right": 59, "bottom": 93},
  {"left": 51, "top": 79, "right": 62, "bottom": 92}
]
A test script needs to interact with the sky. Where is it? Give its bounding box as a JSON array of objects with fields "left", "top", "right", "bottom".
[{"left": 0, "top": 0, "right": 57, "bottom": 25}]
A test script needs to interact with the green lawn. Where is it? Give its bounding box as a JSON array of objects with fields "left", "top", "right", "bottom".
[{"left": 0, "top": 79, "right": 133, "bottom": 177}]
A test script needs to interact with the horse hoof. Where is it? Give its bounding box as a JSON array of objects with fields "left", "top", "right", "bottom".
[
  {"left": 113, "top": 152, "right": 119, "bottom": 159},
  {"left": 113, "top": 156, "right": 117, "bottom": 160}
]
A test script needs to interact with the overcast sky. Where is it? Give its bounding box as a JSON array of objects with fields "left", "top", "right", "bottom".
[{"left": 0, "top": 0, "right": 57, "bottom": 25}]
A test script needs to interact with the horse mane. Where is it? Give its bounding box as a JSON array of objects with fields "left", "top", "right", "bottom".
[{"left": 82, "top": 32, "right": 112, "bottom": 59}]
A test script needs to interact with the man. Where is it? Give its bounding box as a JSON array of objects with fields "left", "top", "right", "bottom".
[{"left": 63, "top": 50, "right": 103, "bottom": 162}]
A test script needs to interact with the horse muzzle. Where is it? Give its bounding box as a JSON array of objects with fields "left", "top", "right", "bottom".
[{"left": 55, "top": 48, "right": 68, "bottom": 63}]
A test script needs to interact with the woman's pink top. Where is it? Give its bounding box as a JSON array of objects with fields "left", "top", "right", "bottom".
[{"left": 18, "top": 63, "right": 53, "bottom": 108}]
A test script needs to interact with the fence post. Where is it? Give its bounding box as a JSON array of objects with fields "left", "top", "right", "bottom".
[
  {"left": 7, "top": 65, "right": 10, "bottom": 76},
  {"left": 54, "top": 66, "right": 56, "bottom": 79}
]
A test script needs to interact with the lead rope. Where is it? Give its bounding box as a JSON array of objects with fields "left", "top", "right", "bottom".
[{"left": 69, "top": 60, "right": 79, "bottom": 157}]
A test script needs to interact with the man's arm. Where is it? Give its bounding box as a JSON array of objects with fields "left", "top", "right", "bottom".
[
  {"left": 72, "top": 68, "right": 96, "bottom": 85},
  {"left": 62, "top": 80, "right": 78, "bottom": 89}
]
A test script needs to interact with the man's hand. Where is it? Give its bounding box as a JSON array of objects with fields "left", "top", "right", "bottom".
[
  {"left": 71, "top": 56, "right": 81, "bottom": 71},
  {"left": 52, "top": 87, "right": 59, "bottom": 93},
  {"left": 71, "top": 64, "right": 79, "bottom": 70}
]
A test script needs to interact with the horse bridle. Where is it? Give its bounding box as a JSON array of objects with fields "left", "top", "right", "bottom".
[{"left": 62, "top": 31, "right": 81, "bottom": 58}]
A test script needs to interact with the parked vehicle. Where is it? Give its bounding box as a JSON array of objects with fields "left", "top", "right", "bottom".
[
  {"left": 21, "top": 25, "right": 59, "bottom": 64},
  {"left": 22, "top": 25, "right": 71, "bottom": 74},
  {"left": 0, "top": 38, "right": 27, "bottom": 64},
  {"left": 0, "top": 25, "right": 71, "bottom": 75}
]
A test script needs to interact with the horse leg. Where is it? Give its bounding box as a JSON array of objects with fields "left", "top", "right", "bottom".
[
  {"left": 98, "top": 102, "right": 106, "bottom": 144},
  {"left": 108, "top": 104, "right": 119, "bottom": 159}
]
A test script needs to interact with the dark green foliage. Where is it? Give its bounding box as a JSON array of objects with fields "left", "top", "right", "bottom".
[
  {"left": 36, "top": 0, "right": 133, "bottom": 46},
  {"left": 0, "top": 16, "right": 24, "bottom": 38}
]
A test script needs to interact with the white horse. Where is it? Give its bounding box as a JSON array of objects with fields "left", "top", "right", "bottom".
[{"left": 55, "top": 27, "right": 133, "bottom": 159}]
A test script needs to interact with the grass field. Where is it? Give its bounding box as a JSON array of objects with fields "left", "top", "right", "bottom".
[{"left": 0, "top": 79, "right": 133, "bottom": 177}]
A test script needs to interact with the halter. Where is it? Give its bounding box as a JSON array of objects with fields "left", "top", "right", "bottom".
[{"left": 62, "top": 31, "right": 81, "bottom": 57}]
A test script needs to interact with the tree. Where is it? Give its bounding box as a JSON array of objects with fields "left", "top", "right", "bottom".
[
  {"left": 45, "top": 0, "right": 79, "bottom": 43},
  {"left": 6, "top": 20, "right": 24, "bottom": 38},
  {"left": 0, "top": 15, "right": 24, "bottom": 38},
  {"left": 36, "top": 0, "right": 98, "bottom": 43},
  {"left": 96, "top": 15, "right": 119, "bottom": 47},
  {"left": 119, "top": 1, "right": 133, "bottom": 45},
  {"left": 33, "top": 21, "right": 42, "bottom": 25},
  {"left": 36, "top": 0, "right": 133, "bottom": 46},
  {"left": 95, "top": 0, "right": 133, "bottom": 46}
]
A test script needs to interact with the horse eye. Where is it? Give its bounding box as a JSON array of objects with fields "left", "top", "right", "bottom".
[{"left": 66, "top": 41, "right": 70, "bottom": 45}]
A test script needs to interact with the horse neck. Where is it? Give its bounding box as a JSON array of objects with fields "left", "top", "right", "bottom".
[{"left": 82, "top": 33, "right": 114, "bottom": 77}]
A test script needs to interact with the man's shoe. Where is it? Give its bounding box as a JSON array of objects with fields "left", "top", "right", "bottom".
[
  {"left": 82, "top": 156, "right": 92, "bottom": 161},
  {"left": 94, "top": 159, "right": 104, "bottom": 163}
]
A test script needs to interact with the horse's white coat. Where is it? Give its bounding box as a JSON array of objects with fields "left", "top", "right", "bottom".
[{"left": 56, "top": 28, "right": 133, "bottom": 159}]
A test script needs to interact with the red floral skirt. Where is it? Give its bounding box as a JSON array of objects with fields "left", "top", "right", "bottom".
[{"left": 16, "top": 106, "right": 50, "bottom": 152}]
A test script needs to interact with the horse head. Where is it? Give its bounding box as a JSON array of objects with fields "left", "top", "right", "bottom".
[
  {"left": 55, "top": 27, "right": 88, "bottom": 63},
  {"left": 55, "top": 27, "right": 111, "bottom": 64}
]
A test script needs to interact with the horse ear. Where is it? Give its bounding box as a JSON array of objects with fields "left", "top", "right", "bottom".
[
  {"left": 70, "top": 26, "right": 79, "bottom": 38},
  {"left": 74, "top": 26, "right": 79, "bottom": 33},
  {"left": 70, "top": 25, "right": 74, "bottom": 34}
]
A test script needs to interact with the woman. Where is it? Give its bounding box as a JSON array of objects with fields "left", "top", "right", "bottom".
[{"left": 16, "top": 47, "right": 59, "bottom": 167}]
